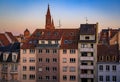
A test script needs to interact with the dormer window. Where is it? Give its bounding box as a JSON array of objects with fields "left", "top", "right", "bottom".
[
  {"left": 3, "top": 54, "right": 7, "bottom": 61},
  {"left": 85, "top": 36, "right": 89, "bottom": 40},
  {"left": 41, "top": 41, "right": 45, "bottom": 44},
  {"left": 3, "top": 53, "right": 9, "bottom": 61},
  {"left": 55, "top": 41, "right": 58, "bottom": 44},
  {"left": 12, "top": 53, "right": 17, "bottom": 62},
  {"left": 48, "top": 41, "right": 51, "bottom": 44}
]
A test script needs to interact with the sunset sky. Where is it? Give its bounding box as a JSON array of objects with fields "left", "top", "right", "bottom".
[{"left": 0, "top": 0, "right": 120, "bottom": 35}]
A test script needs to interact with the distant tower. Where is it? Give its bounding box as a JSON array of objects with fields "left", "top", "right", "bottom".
[
  {"left": 45, "top": 4, "right": 55, "bottom": 29},
  {"left": 51, "top": 18, "right": 55, "bottom": 29},
  {"left": 24, "top": 28, "right": 30, "bottom": 39}
]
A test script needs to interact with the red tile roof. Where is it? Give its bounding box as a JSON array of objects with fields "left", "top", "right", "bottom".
[
  {"left": 21, "top": 29, "right": 79, "bottom": 49},
  {"left": 0, "top": 33, "right": 10, "bottom": 46},
  {"left": 97, "top": 44, "right": 118, "bottom": 56},
  {"left": 5, "top": 32, "right": 18, "bottom": 42}
]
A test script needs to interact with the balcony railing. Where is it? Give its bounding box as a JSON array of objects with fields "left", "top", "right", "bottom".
[
  {"left": 80, "top": 48, "right": 94, "bottom": 52},
  {"left": 80, "top": 65, "right": 94, "bottom": 69},
  {"left": 10, "top": 70, "right": 18, "bottom": 74},
  {"left": 80, "top": 74, "right": 94, "bottom": 78},
  {"left": 80, "top": 57, "right": 94, "bottom": 61}
]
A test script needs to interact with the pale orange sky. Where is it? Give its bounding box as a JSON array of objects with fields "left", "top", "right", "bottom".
[{"left": 0, "top": 0, "right": 120, "bottom": 35}]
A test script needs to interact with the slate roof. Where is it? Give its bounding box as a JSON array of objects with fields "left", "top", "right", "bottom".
[
  {"left": 0, "top": 42, "right": 20, "bottom": 63},
  {"left": 79, "top": 24, "right": 97, "bottom": 35}
]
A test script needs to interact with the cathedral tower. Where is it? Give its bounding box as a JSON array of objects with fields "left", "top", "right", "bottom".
[{"left": 45, "top": 4, "right": 55, "bottom": 29}]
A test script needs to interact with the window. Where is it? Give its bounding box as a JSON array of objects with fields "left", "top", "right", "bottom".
[
  {"left": 91, "top": 52, "right": 93, "bottom": 56},
  {"left": 63, "top": 49, "right": 67, "bottom": 54},
  {"left": 81, "top": 44, "right": 87, "bottom": 48},
  {"left": 48, "top": 40, "right": 51, "bottom": 44},
  {"left": 81, "top": 52, "right": 87, "bottom": 56},
  {"left": 23, "top": 74, "right": 27, "bottom": 80},
  {"left": 99, "top": 65, "right": 103, "bottom": 71},
  {"left": 81, "top": 61, "right": 87, "bottom": 65},
  {"left": 55, "top": 41, "right": 58, "bottom": 44},
  {"left": 99, "top": 56, "right": 103, "bottom": 61},
  {"left": 53, "top": 49, "right": 57, "bottom": 54},
  {"left": 53, "top": 58, "right": 57, "bottom": 62},
  {"left": 29, "top": 49, "right": 35, "bottom": 54},
  {"left": 106, "top": 65, "right": 110, "bottom": 71},
  {"left": 85, "top": 36, "right": 89, "bottom": 40},
  {"left": 46, "top": 58, "right": 50, "bottom": 63},
  {"left": 38, "top": 67, "right": 42, "bottom": 72},
  {"left": 46, "top": 67, "right": 49, "bottom": 71},
  {"left": 63, "top": 75, "right": 67, "bottom": 80},
  {"left": 70, "top": 58, "right": 76, "bottom": 63},
  {"left": 63, "top": 66, "right": 67, "bottom": 72},
  {"left": 112, "top": 76, "right": 116, "bottom": 81},
  {"left": 70, "top": 49, "right": 76, "bottom": 54},
  {"left": 29, "top": 66, "right": 35, "bottom": 71},
  {"left": 99, "top": 76, "right": 103, "bottom": 81},
  {"left": 29, "top": 58, "right": 35, "bottom": 62},
  {"left": 41, "top": 41, "right": 45, "bottom": 44},
  {"left": 23, "top": 49, "right": 26, "bottom": 54},
  {"left": 12, "top": 55, "right": 16, "bottom": 62},
  {"left": 23, "top": 57, "right": 27, "bottom": 63},
  {"left": 46, "top": 49, "right": 50, "bottom": 53},
  {"left": 70, "top": 67, "right": 75, "bottom": 72},
  {"left": 106, "top": 76, "right": 110, "bottom": 81},
  {"left": 53, "top": 76, "right": 57, "bottom": 80},
  {"left": 38, "top": 76, "right": 42, "bottom": 80},
  {"left": 63, "top": 58, "right": 67, "bottom": 63},
  {"left": 39, "top": 58, "right": 42, "bottom": 62},
  {"left": 3, "top": 54, "right": 6, "bottom": 61},
  {"left": 23, "top": 66, "right": 27, "bottom": 71},
  {"left": 46, "top": 76, "right": 50, "bottom": 80},
  {"left": 70, "top": 75, "right": 76, "bottom": 80},
  {"left": 112, "top": 65, "right": 116, "bottom": 71},
  {"left": 29, "top": 74, "right": 35, "bottom": 80},
  {"left": 91, "top": 44, "right": 93, "bottom": 48},
  {"left": 53, "top": 67, "right": 57, "bottom": 71},
  {"left": 38, "top": 49, "right": 42, "bottom": 53},
  {"left": 81, "top": 69, "right": 87, "bottom": 74}
]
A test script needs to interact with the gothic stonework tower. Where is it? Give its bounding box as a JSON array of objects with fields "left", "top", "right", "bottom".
[
  {"left": 24, "top": 28, "right": 30, "bottom": 39},
  {"left": 45, "top": 4, "right": 55, "bottom": 29}
]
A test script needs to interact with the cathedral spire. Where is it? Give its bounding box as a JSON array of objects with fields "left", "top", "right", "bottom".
[
  {"left": 51, "top": 18, "right": 55, "bottom": 29},
  {"left": 45, "top": 4, "right": 55, "bottom": 29},
  {"left": 46, "top": 4, "right": 51, "bottom": 16}
]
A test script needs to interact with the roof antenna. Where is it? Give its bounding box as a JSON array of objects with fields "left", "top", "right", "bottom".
[
  {"left": 85, "top": 17, "right": 88, "bottom": 24},
  {"left": 58, "top": 20, "right": 61, "bottom": 28}
]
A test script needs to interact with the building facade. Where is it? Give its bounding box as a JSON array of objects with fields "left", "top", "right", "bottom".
[
  {"left": 78, "top": 23, "right": 98, "bottom": 82},
  {"left": 97, "top": 44, "right": 120, "bottom": 82}
]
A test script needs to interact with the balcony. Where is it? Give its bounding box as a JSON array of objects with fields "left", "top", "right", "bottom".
[
  {"left": 80, "top": 74, "right": 94, "bottom": 78},
  {"left": 80, "top": 57, "right": 94, "bottom": 61},
  {"left": 80, "top": 48, "right": 94, "bottom": 52},
  {"left": 80, "top": 65, "right": 94, "bottom": 69},
  {"left": 10, "top": 70, "right": 18, "bottom": 74}
]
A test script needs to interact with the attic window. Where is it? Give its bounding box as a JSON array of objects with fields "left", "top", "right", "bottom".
[
  {"left": 54, "top": 32, "right": 58, "bottom": 36},
  {"left": 12, "top": 53, "right": 17, "bottom": 62},
  {"left": 36, "top": 32, "right": 41, "bottom": 37},
  {"left": 3, "top": 54, "right": 7, "bottom": 61},
  {"left": 85, "top": 36, "right": 89, "bottom": 40},
  {"left": 41, "top": 41, "right": 45, "bottom": 44},
  {"left": 70, "top": 32, "right": 74, "bottom": 36},
  {"left": 29, "top": 41, "right": 32, "bottom": 44},
  {"left": 47, "top": 32, "right": 50, "bottom": 35},
  {"left": 64, "top": 40, "right": 72, "bottom": 44}
]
